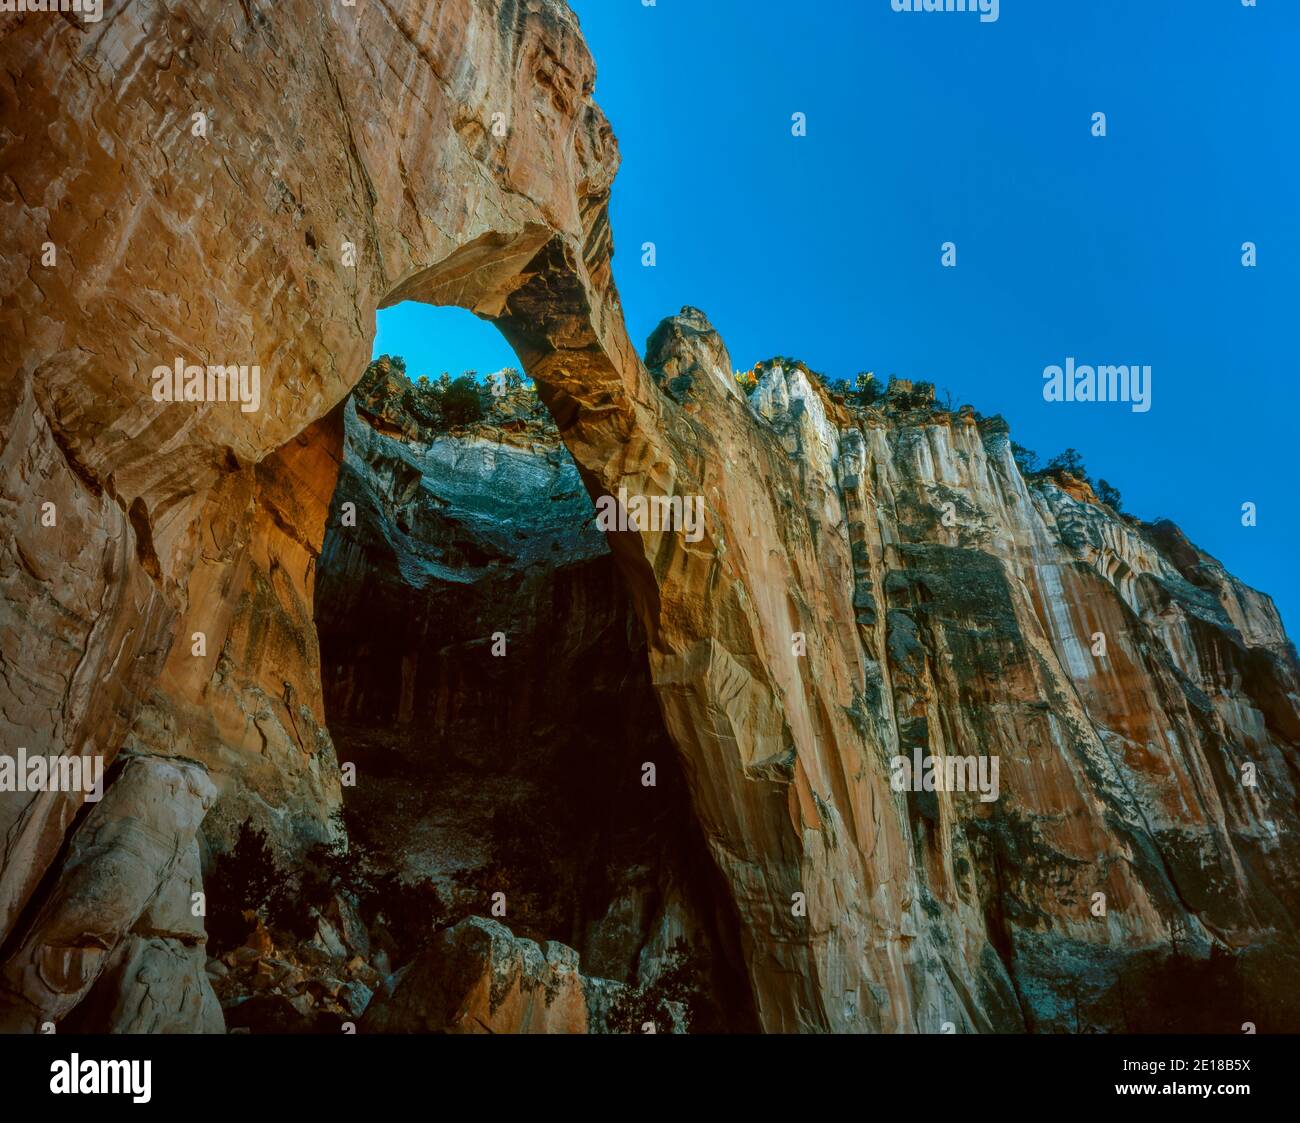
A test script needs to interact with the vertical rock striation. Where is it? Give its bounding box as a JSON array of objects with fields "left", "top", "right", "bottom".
[
  {"left": 1, "top": 0, "right": 1295, "bottom": 1032},
  {"left": 314, "top": 370, "right": 756, "bottom": 1028}
]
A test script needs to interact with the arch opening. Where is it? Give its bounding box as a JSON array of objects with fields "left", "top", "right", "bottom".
[{"left": 287, "top": 300, "right": 756, "bottom": 1032}]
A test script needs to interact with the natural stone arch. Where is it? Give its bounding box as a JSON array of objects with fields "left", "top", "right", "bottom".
[
  {"left": 4, "top": 0, "right": 1297, "bottom": 1040},
  {"left": 0, "top": 0, "right": 917, "bottom": 1033},
  {"left": 0, "top": 0, "right": 627, "bottom": 962},
  {"left": 355, "top": 233, "right": 906, "bottom": 1034}
]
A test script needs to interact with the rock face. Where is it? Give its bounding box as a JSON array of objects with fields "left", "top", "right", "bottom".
[
  {"left": 363, "top": 916, "right": 631, "bottom": 1035},
  {"left": 737, "top": 365, "right": 1300, "bottom": 1032},
  {"left": 313, "top": 369, "right": 755, "bottom": 1028},
  {"left": 0, "top": 754, "right": 221, "bottom": 1033},
  {"left": 1, "top": 0, "right": 1297, "bottom": 1034}
]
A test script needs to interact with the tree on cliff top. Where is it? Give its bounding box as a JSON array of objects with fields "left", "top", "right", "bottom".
[
  {"left": 855, "top": 372, "right": 882, "bottom": 405},
  {"left": 1095, "top": 478, "right": 1123, "bottom": 511},
  {"left": 439, "top": 374, "right": 483, "bottom": 426},
  {"left": 1045, "top": 447, "right": 1088, "bottom": 479},
  {"left": 1011, "top": 442, "right": 1041, "bottom": 476}
]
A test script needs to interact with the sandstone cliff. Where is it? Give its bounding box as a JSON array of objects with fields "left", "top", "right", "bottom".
[{"left": 1, "top": 0, "right": 1296, "bottom": 1033}]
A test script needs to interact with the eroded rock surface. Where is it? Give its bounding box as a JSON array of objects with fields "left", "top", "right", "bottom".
[
  {"left": 0, "top": 754, "right": 219, "bottom": 1033},
  {"left": 1, "top": 0, "right": 1296, "bottom": 1034},
  {"left": 364, "top": 916, "right": 634, "bottom": 1035},
  {"left": 314, "top": 368, "right": 753, "bottom": 1029}
]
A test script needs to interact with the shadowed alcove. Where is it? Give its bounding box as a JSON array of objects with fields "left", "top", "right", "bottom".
[{"left": 308, "top": 298, "right": 757, "bottom": 1031}]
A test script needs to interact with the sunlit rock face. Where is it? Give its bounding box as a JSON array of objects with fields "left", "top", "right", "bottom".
[
  {"left": 1, "top": 0, "right": 1296, "bottom": 1034},
  {"left": 0, "top": 0, "right": 621, "bottom": 1031},
  {"left": 720, "top": 355, "right": 1300, "bottom": 1031}
]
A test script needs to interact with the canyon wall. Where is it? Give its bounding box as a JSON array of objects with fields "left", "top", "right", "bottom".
[
  {"left": 1, "top": 0, "right": 1296, "bottom": 1032},
  {"left": 313, "top": 369, "right": 756, "bottom": 1028}
]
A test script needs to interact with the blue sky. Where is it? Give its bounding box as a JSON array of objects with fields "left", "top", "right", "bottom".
[{"left": 375, "top": 0, "right": 1297, "bottom": 634}]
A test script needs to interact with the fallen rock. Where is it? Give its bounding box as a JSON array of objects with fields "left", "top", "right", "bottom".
[
  {"left": 362, "top": 917, "right": 622, "bottom": 1034},
  {"left": 339, "top": 980, "right": 373, "bottom": 1020}
]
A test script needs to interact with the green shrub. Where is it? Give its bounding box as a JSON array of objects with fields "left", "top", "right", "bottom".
[
  {"left": 205, "top": 822, "right": 286, "bottom": 953},
  {"left": 1095, "top": 478, "right": 1123, "bottom": 511},
  {"left": 1011, "top": 442, "right": 1041, "bottom": 476},
  {"left": 607, "top": 939, "right": 714, "bottom": 1034},
  {"left": 1045, "top": 447, "right": 1087, "bottom": 479},
  {"left": 205, "top": 816, "right": 446, "bottom": 963},
  {"left": 439, "top": 375, "right": 484, "bottom": 426}
]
